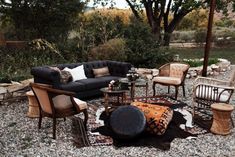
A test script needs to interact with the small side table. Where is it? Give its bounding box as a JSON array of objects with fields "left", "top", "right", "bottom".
[
  {"left": 119, "top": 78, "right": 148, "bottom": 101},
  {"left": 26, "top": 91, "right": 40, "bottom": 118},
  {"left": 210, "top": 103, "right": 234, "bottom": 135},
  {"left": 100, "top": 87, "right": 128, "bottom": 115}
]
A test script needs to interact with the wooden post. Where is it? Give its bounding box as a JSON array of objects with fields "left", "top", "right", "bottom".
[{"left": 202, "top": 0, "right": 216, "bottom": 77}]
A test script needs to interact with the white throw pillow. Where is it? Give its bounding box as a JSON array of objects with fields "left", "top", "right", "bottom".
[{"left": 63, "top": 65, "right": 87, "bottom": 81}]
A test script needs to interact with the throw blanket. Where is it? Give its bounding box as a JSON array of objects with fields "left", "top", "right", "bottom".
[{"left": 131, "top": 101, "right": 173, "bottom": 135}]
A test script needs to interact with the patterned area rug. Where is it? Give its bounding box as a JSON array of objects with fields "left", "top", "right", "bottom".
[{"left": 72, "top": 96, "right": 210, "bottom": 149}]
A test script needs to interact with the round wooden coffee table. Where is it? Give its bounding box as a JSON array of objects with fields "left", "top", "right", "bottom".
[
  {"left": 100, "top": 87, "right": 128, "bottom": 115},
  {"left": 210, "top": 103, "right": 234, "bottom": 135}
]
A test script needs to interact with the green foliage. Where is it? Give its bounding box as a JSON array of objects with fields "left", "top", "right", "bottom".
[
  {"left": 194, "top": 29, "right": 207, "bottom": 45},
  {"left": 182, "top": 58, "right": 219, "bottom": 67},
  {"left": 88, "top": 38, "right": 127, "bottom": 61},
  {"left": 171, "top": 31, "right": 194, "bottom": 42},
  {"left": 215, "top": 17, "right": 234, "bottom": 27},
  {"left": 123, "top": 17, "right": 170, "bottom": 68},
  {"left": 0, "top": 41, "right": 70, "bottom": 82},
  {"left": 0, "top": 0, "right": 84, "bottom": 42}
]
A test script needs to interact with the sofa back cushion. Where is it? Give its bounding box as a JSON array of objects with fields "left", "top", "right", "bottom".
[{"left": 93, "top": 67, "right": 110, "bottom": 78}]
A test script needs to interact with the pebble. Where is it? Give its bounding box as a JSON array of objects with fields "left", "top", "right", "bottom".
[{"left": 1, "top": 66, "right": 235, "bottom": 157}]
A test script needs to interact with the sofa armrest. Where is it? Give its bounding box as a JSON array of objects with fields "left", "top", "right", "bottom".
[
  {"left": 107, "top": 61, "right": 132, "bottom": 77},
  {"left": 31, "top": 66, "right": 61, "bottom": 87}
]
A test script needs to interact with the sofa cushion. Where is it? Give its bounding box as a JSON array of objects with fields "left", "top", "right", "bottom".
[
  {"left": 153, "top": 76, "right": 181, "bottom": 85},
  {"left": 63, "top": 65, "right": 87, "bottom": 81},
  {"left": 49, "top": 66, "right": 72, "bottom": 84},
  {"left": 93, "top": 67, "right": 110, "bottom": 78},
  {"left": 78, "top": 76, "right": 122, "bottom": 90},
  {"left": 60, "top": 81, "right": 87, "bottom": 92}
]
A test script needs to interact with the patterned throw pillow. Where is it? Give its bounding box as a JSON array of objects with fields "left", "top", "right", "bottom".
[
  {"left": 131, "top": 101, "right": 173, "bottom": 135},
  {"left": 60, "top": 70, "right": 72, "bottom": 84},
  {"left": 49, "top": 67, "right": 72, "bottom": 84},
  {"left": 93, "top": 67, "right": 110, "bottom": 78}
]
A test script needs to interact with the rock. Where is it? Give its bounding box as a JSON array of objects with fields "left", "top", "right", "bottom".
[
  {"left": 217, "top": 58, "right": 231, "bottom": 71},
  {"left": 0, "top": 87, "right": 7, "bottom": 94},
  {"left": 145, "top": 74, "right": 153, "bottom": 80},
  {"left": 151, "top": 69, "right": 159, "bottom": 77},
  {"left": 186, "top": 74, "right": 191, "bottom": 79},
  {"left": 211, "top": 64, "right": 219, "bottom": 72},
  {"left": 20, "top": 78, "right": 33, "bottom": 86},
  {"left": 7, "top": 84, "right": 25, "bottom": 93}
]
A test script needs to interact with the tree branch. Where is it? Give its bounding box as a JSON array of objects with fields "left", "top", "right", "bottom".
[{"left": 125, "top": 0, "right": 141, "bottom": 20}]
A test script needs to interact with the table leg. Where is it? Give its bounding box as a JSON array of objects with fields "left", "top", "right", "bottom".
[
  {"left": 131, "top": 83, "right": 135, "bottom": 101},
  {"left": 104, "top": 93, "right": 109, "bottom": 116},
  {"left": 145, "top": 82, "right": 148, "bottom": 102}
]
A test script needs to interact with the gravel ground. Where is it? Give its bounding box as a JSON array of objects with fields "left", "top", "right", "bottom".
[{"left": 1, "top": 67, "right": 235, "bottom": 157}]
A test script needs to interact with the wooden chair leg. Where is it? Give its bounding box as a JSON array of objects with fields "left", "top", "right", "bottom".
[
  {"left": 152, "top": 82, "right": 156, "bottom": 96},
  {"left": 175, "top": 86, "right": 178, "bottom": 100},
  {"left": 53, "top": 117, "right": 56, "bottom": 139},
  {"left": 64, "top": 118, "right": 66, "bottom": 121},
  {"left": 38, "top": 112, "right": 42, "bottom": 129},
  {"left": 168, "top": 86, "right": 170, "bottom": 93},
  {"left": 182, "top": 84, "right": 186, "bottom": 97},
  {"left": 83, "top": 110, "right": 88, "bottom": 130}
]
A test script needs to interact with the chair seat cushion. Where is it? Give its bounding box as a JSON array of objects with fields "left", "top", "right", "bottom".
[
  {"left": 52, "top": 95, "right": 87, "bottom": 110},
  {"left": 131, "top": 101, "right": 173, "bottom": 135},
  {"left": 153, "top": 76, "right": 181, "bottom": 85},
  {"left": 195, "top": 85, "right": 230, "bottom": 102}
]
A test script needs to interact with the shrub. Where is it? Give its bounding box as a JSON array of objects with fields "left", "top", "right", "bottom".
[
  {"left": 194, "top": 29, "right": 207, "bottom": 46},
  {"left": 0, "top": 40, "right": 69, "bottom": 82},
  {"left": 182, "top": 58, "right": 219, "bottom": 67},
  {"left": 124, "top": 17, "right": 160, "bottom": 68},
  {"left": 88, "top": 38, "right": 127, "bottom": 61}
]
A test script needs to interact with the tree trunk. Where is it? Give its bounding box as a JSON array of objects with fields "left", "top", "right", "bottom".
[
  {"left": 151, "top": 21, "right": 161, "bottom": 43},
  {"left": 163, "top": 32, "right": 171, "bottom": 46}
]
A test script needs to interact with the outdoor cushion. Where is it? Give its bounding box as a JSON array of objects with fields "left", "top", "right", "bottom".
[
  {"left": 169, "top": 63, "right": 189, "bottom": 78},
  {"left": 52, "top": 95, "right": 87, "bottom": 110},
  {"left": 131, "top": 101, "right": 173, "bottom": 135},
  {"left": 60, "top": 82, "right": 87, "bottom": 92},
  {"left": 49, "top": 67, "right": 72, "bottom": 84},
  {"left": 78, "top": 76, "right": 121, "bottom": 90},
  {"left": 195, "top": 86, "right": 230, "bottom": 102},
  {"left": 63, "top": 65, "right": 87, "bottom": 81},
  {"left": 93, "top": 67, "right": 110, "bottom": 78},
  {"left": 152, "top": 76, "right": 181, "bottom": 85}
]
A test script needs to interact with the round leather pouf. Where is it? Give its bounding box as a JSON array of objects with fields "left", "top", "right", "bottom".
[{"left": 110, "top": 105, "right": 146, "bottom": 139}]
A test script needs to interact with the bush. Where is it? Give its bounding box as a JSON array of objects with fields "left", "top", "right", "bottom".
[
  {"left": 0, "top": 40, "right": 69, "bottom": 82},
  {"left": 194, "top": 29, "right": 207, "bottom": 46},
  {"left": 182, "top": 58, "right": 219, "bottom": 67},
  {"left": 88, "top": 38, "right": 127, "bottom": 61}
]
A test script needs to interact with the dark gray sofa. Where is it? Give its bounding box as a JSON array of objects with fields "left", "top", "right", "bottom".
[{"left": 31, "top": 60, "right": 132, "bottom": 99}]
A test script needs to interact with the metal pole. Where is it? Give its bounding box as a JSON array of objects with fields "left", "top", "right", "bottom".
[{"left": 202, "top": 0, "right": 216, "bottom": 77}]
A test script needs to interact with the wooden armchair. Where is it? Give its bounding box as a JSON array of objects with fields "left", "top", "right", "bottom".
[
  {"left": 152, "top": 62, "right": 190, "bottom": 99},
  {"left": 192, "top": 71, "right": 235, "bottom": 120},
  {"left": 30, "top": 83, "right": 88, "bottom": 139}
]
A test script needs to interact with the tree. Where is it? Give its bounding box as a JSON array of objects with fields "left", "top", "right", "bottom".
[
  {"left": 94, "top": 0, "right": 233, "bottom": 46},
  {"left": 0, "top": 0, "right": 84, "bottom": 42}
]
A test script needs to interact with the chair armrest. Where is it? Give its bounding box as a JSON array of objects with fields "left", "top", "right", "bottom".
[
  {"left": 193, "top": 76, "right": 230, "bottom": 87},
  {"left": 46, "top": 87, "right": 76, "bottom": 97},
  {"left": 158, "top": 64, "right": 170, "bottom": 76},
  {"left": 31, "top": 66, "right": 61, "bottom": 87},
  {"left": 107, "top": 61, "right": 132, "bottom": 77}
]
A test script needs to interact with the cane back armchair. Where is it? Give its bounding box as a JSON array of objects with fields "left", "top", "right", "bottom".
[
  {"left": 192, "top": 71, "right": 235, "bottom": 120},
  {"left": 152, "top": 62, "right": 190, "bottom": 99},
  {"left": 30, "top": 83, "right": 88, "bottom": 139}
]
